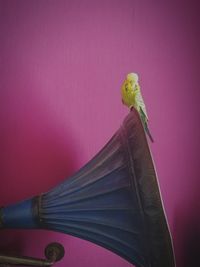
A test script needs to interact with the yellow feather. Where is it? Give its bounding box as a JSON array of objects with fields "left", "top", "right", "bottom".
[{"left": 121, "top": 73, "right": 138, "bottom": 109}]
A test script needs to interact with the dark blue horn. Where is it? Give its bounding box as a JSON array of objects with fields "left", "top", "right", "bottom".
[{"left": 0, "top": 109, "right": 175, "bottom": 267}]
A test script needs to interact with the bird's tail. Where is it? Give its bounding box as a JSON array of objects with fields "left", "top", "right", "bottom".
[{"left": 145, "top": 125, "right": 154, "bottom": 143}]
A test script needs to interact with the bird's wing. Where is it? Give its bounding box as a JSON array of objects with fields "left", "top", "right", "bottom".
[{"left": 136, "top": 92, "right": 148, "bottom": 121}]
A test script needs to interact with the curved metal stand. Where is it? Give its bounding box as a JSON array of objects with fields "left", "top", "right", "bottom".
[{"left": 0, "top": 243, "right": 65, "bottom": 266}]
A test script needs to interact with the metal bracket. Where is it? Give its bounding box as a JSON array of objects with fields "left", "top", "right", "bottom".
[{"left": 0, "top": 242, "right": 65, "bottom": 266}]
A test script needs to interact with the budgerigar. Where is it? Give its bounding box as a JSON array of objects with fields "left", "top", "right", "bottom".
[{"left": 121, "top": 73, "right": 154, "bottom": 142}]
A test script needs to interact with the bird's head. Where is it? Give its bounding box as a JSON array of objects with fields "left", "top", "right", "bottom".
[
  {"left": 127, "top": 73, "right": 139, "bottom": 91},
  {"left": 121, "top": 72, "right": 139, "bottom": 108},
  {"left": 121, "top": 73, "right": 139, "bottom": 95}
]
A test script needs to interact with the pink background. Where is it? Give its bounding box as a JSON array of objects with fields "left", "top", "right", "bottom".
[{"left": 0, "top": 1, "right": 199, "bottom": 266}]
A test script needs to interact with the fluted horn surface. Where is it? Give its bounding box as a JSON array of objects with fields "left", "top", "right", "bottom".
[{"left": 0, "top": 109, "right": 175, "bottom": 267}]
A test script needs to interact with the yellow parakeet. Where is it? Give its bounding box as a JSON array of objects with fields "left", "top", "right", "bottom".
[{"left": 121, "top": 73, "right": 154, "bottom": 142}]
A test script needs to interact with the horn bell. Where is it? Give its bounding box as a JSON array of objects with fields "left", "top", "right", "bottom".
[{"left": 0, "top": 109, "right": 176, "bottom": 267}]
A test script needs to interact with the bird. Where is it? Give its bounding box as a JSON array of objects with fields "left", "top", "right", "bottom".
[{"left": 121, "top": 73, "right": 154, "bottom": 142}]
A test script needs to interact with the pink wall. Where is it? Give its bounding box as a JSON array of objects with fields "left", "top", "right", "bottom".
[{"left": 0, "top": 1, "right": 199, "bottom": 266}]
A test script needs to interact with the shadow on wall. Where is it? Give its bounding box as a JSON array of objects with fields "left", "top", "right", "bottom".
[
  {"left": 0, "top": 94, "right": 79, "bottom": 257},
  {"left": 0, "top": 128, "right": 78, "bottom": 258},
  {"left": 0, "top": 230, "right": 25, "bottom": 256},
  {"left": 173, "top": 188, "right": 200, "bottom": 267},
  {"left": 0, "top": 120, "right": 79, "bottom": 199}
]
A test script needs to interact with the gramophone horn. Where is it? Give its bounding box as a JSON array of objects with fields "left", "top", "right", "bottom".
[{"left": 0, "top": 109, "right": 175, "bottom": 267}]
